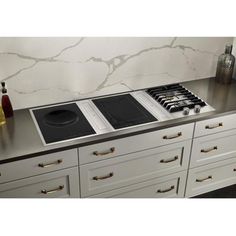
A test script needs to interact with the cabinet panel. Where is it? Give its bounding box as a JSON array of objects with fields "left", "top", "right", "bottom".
[
  {"left": 0, "top": 167, "right": 80, "bottom": 198},
  {"left": 0, "top": 149, "right": 78, "bottom": 184},
  {"left": 79, "top": 123, "right": 194, "bottom": 164},
  {"left": 194, "top": 113, "right": 236, "bottom": 137},
  {"left": 90, "top": 171, "right": 187, "bottom": 198},
  {"left": 190, "top": 129, "right": 236, "bottom": 168},
  {"left": 80, "top": 140, "right": 191, "bottom": 197},
  {"left": 186, "top": 158, "right": 236, "bottom": 197}
]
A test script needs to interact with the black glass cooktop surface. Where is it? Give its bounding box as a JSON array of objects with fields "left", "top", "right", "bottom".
[
  {"left": 32, "top": 103, "right": 95, "bottom": 144},
  {"left": 93, "top": 94, "right": 157, "bottom": 129}
]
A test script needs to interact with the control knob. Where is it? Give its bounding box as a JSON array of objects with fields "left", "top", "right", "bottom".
[
  {"left": 183, "top": 107, "right": 190, "bottom": 115},
  {"left": 194, "top": 105, "right": 201, "bottom": 113}
]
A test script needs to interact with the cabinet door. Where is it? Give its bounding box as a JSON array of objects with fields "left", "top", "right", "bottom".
[
  {"left": 80, "top": 140, "right": 191, "bottom": 197},
  {"left": 90, "top": 171, "right": 187, "bottom": 198},
  {"left": 79, "top": 123, "right": 194, "bottom": 164},
  {"left": 194, "top": 113, "right": 236, "bottom": 137},
  {"left": 0, "top": 149, "right": 78, "bottom": 184},
  {"left": 0, "top": 167, "right": 80, "bottom": 198},
  {"left": 190, "top": 129, "right": 236, "bottom": 168},
  {"left": 185, "top": 158, "right": 236, "bottom": 197}
]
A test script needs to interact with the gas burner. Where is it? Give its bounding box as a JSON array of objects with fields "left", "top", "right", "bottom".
[{"left": 146, "top": 84, "right": 207, "bottom": 113}]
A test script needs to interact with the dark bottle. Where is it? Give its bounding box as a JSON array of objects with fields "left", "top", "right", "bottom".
[
  {"left": 215, "top": 44, "right": 235, "bottom": 84},
  {"left": 1, "top": 82, "right": 13, "bottom": 118}
]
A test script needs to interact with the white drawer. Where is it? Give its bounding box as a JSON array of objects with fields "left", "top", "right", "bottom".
[
  {"left": 185, "top": 158, "right": 236, "bottom": 197},
  {"left": 194, "top": 113, "right": 236, "bottom": 137},
  {"left": 0, "top": 149, "right": 78, "bottom": 184},
  {"left": 90, "top": 171, "right": 187, "bottom": 198},
  {"left": 190, "top": 129, "right": 236, "bottom": 168},
  {"left": 79, "top": 123, "right": 194, "bottom": 164},
  {"left": 80, "top": 140, "right": 191, "bottom": 197},
  {"left": 0, "top": 167, "right": 80, "bottom": 198}
]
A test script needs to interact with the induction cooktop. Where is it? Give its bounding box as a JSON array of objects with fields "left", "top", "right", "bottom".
[
  {"left": 32, "top": 103, "right": 96, "bottom": 144},
  {"left": 92, "top": 94, "right": 158, "bottom": 129}
]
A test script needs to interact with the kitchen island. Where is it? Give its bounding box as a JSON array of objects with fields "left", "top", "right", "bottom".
[{"left": 1, "top": 77, "right": 236, "bottom": 198}]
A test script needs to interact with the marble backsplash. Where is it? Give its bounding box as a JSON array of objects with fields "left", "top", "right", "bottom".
[{"left": 0, "top": 37, "right": 233, "bottom": 110}]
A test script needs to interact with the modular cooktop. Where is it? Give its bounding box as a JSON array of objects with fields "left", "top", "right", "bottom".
[
  {"left": 32, "top": 103, "right": 96, "bottom": 144},
  {"left": 30, "top": 83, "right": 215, "bottom": 145},
  {"left": 92, "top": 94, "right": 157, "bottom": 129}
]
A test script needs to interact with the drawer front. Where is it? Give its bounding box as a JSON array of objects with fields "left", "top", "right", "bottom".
[
  {"left": 80, "top": 140, "right": 191, "bottom": 197},
  {"left": 90, "top": 171, "right": 187, "bottom": 198},
  {"left": 185, "top": 158, "right": 236, "bottom": 197},
  {"left": 0, "top": 167, "right": 80, "bottom": 198},
  {"left": 0, "top": 149, "right": 78, "bottom": 184},
  {"left": 194, "top": 113, "right": 236, "bottom": 137},
  {"left": 79, "top": 123, "right": 194, "bottom": 164},
  {"left": 190, "top": 129, "right": 236, "bottom": 168}
]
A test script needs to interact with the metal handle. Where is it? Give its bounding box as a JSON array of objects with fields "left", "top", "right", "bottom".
[
  {"left": 92, "top": 172, "right": 114, "bottom": 181},
  {"left": 233, "top": 169, "right": 236, "bottom": 172},
  {"left": 160, "top": 156, "right": 179, "bottom": 163},
  {"left": 93, "top": 147, "right": 115, "bottom": 156},
  {"left": 201, "top": 146, "right": 217, "bottom": 153},
  {"left": 205, "top": 122, "right": 223, "bottom": 129},
  {"left": 157, "top": 185, "right": 175, "bottom": 193},
  {"left": 38, "top": 159, "right": 63, "bottom": 168},
  {"left": 196, "top": 176, "right": 212, "bottom": 182},
  {"left": 41, "top": 185, "right": 64, "bottom": 194},
  {"left": 163, "top": 132, "right": 182, "bottom": 140}
]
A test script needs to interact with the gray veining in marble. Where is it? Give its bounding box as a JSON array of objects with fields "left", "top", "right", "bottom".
[{"left": 0, "top": 37, "right": 233, "bottom": 109}]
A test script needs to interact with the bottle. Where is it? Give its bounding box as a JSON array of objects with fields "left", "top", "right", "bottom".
[
  {"left": 1, "top": 82, "right": 13, "bottom": 118},
  {"left": 215, "top": 44, "right": 235, "bottom": 84},
  {"left": 0, "top": 105, "right": 6, "bottom": 126}
]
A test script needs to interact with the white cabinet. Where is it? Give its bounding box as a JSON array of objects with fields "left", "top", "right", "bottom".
[
  {"left": 0, "top": 167, "right": 80, "bottom": 198},
  {"left": 0, "top": 149, "right": 80, "bottom": 198},
  {"left": 186, "top": 112, "right": 236, "bottom": 198},
  {"left": 90, "top": 171, "right": 187, "bottom": 198},
  {"left": 80, "top": 140, "right": 192, "bottom": 197},
  {"left": 185, "top": 158, "right": 236, "bottom": 197},
  {"left": 0, "top": 149, "right": 78, "bottom": 184},
  {"left": 190, "top": 129, "right": 236, "bottom": 168},
  {"left": 79, "top": 123, "right": 194, "bottom": 164},
  {"left": 194, "top": 113, "right": 236, "bottom": 137}
]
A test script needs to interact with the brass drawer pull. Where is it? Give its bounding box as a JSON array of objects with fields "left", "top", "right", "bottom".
[
  {"left": 201, "top": 146, "right": 218, "bottom": 153},
  {"left": 38, "top": 159, "right": 63, "bottom": 168},
  {"left": 92, "top": 172, "right": 114, "bottom": 181},
  {"left": 160, "top": 156, "right": 179, "bottom": 163},
  {"left": 41, "top": 185, "right": 64, "bottom": 194},
  {"left": 93, "top": 147, "right": 115, "bottom": 156},
  {"left": 205, "top": 122, "right": 223, "bottom": 129},
  {"left": 196, "top": 176, "right": 212, "bottom": 182},
  {"left": 157, "top": 185, "right": 175, "bottom": 193},
  {"left": 163, "top": 132, "right": 182, "bottom": 140}
]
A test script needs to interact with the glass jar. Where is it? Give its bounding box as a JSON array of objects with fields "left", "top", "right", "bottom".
[{"left": 215, "top": 44, "right": 235, "bottom": 84}]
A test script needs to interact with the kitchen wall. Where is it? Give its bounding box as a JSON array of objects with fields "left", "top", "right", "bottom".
[{"left": 0, "top": 37, "right": 233, "bottom": 110}]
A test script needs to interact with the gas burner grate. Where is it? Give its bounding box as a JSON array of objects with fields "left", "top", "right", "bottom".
[{"left": 146, "top": 84, "right": 206, "bottom": 113}]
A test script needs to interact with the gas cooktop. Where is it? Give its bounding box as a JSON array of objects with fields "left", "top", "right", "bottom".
[
  {"left": 30, "top": 83, "right": 214, "bottom": 145},
  {"left": 145, "top": 83, "right": 213, "bottom": 116}
]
